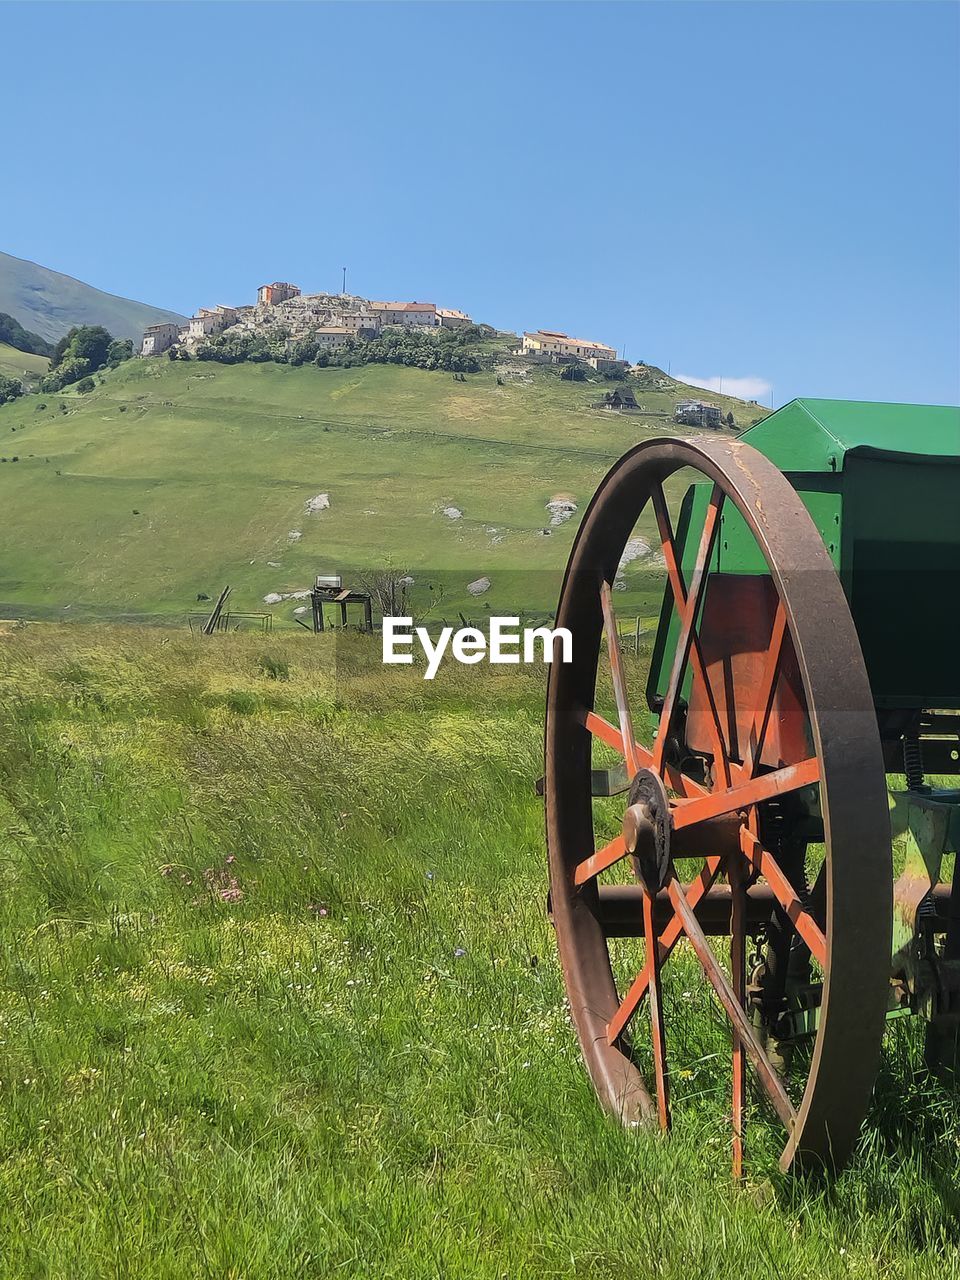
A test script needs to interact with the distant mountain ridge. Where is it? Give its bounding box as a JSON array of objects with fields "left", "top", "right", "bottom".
[{"left": 0, "top": 251, "right": 185, "bottom": 345}]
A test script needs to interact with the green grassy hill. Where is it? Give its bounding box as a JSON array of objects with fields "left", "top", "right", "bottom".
[
  {"left": 0, "top": 251, "right": 185, "bottom": 345},
  {"left": 0, "top": 340, "right": 49, "bottom": 391},
  {"left": 0, "top": 351, "right": 768, "bottom": 623}
]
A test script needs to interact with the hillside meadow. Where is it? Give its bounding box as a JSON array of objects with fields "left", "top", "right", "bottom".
[
  {"left": 0, "top": 354, "right": 765, "bottom": 624},
  {"left": 0, "top": 342, "right": 48, "bottom": 393},
  {"left": 0, "top": 622, "right": 957, "bottom": 1277}
]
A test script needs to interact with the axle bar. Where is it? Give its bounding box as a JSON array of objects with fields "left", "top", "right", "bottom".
[{"left": 596, "top": 883, "right": 952, "bottom": 938}]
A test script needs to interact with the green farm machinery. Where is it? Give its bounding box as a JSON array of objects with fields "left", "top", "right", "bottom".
[{"left": 545, "top": 399, "right": 960, "bottom": 1173}]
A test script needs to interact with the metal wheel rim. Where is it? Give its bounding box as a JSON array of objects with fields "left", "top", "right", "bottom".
[{"left": 544, "top": 435, "right": 892, "bottom": 1174}]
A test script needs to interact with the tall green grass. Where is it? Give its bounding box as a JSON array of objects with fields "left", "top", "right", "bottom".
[{"left": 0, "top": 624, "right": 956, "bottom": 1277}]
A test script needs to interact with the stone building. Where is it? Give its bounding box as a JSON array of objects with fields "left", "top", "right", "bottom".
[
  {"left": 258, "top": 282, "right": 301, "bottom": 306},
  {"left": 187, "top": 307, "right": 237, "bottom": 340},
  {"left": 140, "top": 323, "right": 181, "bottom": 357},
  {"left": 436, "top": 308, "right": 472, "bottom": 329},
  {"left": 312, "top": 326, "right": 354, "bottom": 351},
  {"left": 370, "top": 301, "right": 437, "bottom": 327},
  {"left": 341, "top": 310, "right": 381, "bottom": 335}
]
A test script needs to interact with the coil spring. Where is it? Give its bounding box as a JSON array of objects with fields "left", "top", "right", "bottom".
[{"left": 904, "top": 733, "right": 925, "bottom": 793}]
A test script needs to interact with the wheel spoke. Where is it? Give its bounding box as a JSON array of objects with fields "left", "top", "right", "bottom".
[
  {"left": 743, "top": 599, "right": 788, "bottom": 775},
  {"left": 671, "top": 757, "right": 820, "bottom": 831},
  {"left": 667, "top": 874, "right": 796, "bottom": 1131},
  {"left": 582, "top": 710, "right": 709, "bottom": 800},
  {"left": 741, "top": 828, "right": 827, "bottom": 968},
  {"left": 606, "top": 856, "right": 723, "bottom": 1043},
  {"left": 584, "top": 708, "right": 635, "bottom": 756},
  {"left": 730, "top": 857, "right": 747, "bottom": 1178},
  {"left": 599, "top": 581, "right": 640, "bottom": 778},
  {"left": 642, "top": 886, "right": 671, "bottom": 1130},
  {"left": 650, "top": 485, "right": 731, "bottom": 787},
  {"left": 574, "top": 834, "right": 627, "bottom": 886},
  {"left": 650, "top": 483, "right": 689, "bottom": 621}
]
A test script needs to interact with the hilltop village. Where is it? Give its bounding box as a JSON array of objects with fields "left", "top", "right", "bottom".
[
  {"left": 141, "top": 281, "right": 630, "bottom": 370},
  {"left": 140, "top": 284, "right": 475, "bottom": 357},
  {"left": 138, "top": 281, "right": 729, "bottom": 425}
]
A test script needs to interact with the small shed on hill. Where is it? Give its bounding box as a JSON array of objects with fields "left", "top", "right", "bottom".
[{"left": 603, "top": 387, "right": 639, "bottom": 411}]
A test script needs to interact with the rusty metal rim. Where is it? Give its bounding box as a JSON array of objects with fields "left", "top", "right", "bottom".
[{"left": 544, "top": 436, "right": 892, "bottom": 1174}]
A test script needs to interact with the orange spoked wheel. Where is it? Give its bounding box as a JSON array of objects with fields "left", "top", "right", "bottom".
[{"left": 544, "top": 437, "right": 892, "bottom": 1175}]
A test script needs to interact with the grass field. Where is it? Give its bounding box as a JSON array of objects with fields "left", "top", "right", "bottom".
[
  {"left": 0, "top": 341, "right": 48, "bottom": 392},
  {"left": 0, "top": 622, "right": 957, "bottom": 1277},
  {"left": 0, "top": 351, "right": 766, "bottom": 624}
]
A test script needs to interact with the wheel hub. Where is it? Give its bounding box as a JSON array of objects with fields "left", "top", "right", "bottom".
[{"left": 621, "top": 768, "right": 672, "bottom": 892}]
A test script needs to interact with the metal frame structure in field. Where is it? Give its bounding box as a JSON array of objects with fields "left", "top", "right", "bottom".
[
  {"left": 309, "top": 576, "right": 373, "bottom": 634},
  {"left": 544, "top": 399, "right": 960, "bottom": 1177}
]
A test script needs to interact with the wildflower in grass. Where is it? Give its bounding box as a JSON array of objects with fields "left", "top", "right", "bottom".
[
  {"left": 454, "top": 947, "right": 466, "bottom": 958},
  {"left": 308, "top": 903, "right": 329, "bottom": 917},
  {"left": 202, "top": 864, "right": 243, "bottom": 904},
  {"left": 219, "top": 878, "right": 243, "bottom": 904}
]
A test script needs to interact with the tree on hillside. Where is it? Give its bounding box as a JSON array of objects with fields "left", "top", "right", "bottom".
[
  {"left": 50, "top": 326, "right": 112, "bottom": 371},
  {"left": 193, "top": 317, "right": 486, "bottom": 375},
  {"left": 107, "top": 338, "right": 134, "bottom": 368},
  {"left": 49, "top": 329, "right": 76, "bottom": 369},
  {"left": 63, "top": 326, "right": 112, "bottom": 371},
  {"left": 0, "top": 374, "right": 23, "bottom": 405},
  {"left": 42, "top": 325, "right": 120, "bottom": 391},
  {"left": 40, "top": 356, "right": 91, "bottom": 393},
  {"left": 726, "top": 411, "right": 735, "bottom": 428}
]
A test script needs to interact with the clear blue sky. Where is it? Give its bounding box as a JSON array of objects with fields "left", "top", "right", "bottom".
[{"left": 3, "top": 1, "right": 958, "bottom": 406}]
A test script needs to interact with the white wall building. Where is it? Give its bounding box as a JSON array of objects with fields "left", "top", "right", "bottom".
[
  {"left": 370, "top": 301, "right": 437, "bottom": 327},
  {"left": 520, "top": 330, "right": 617, "bottom": 362},
  {"left": 187, "top": 307, "right": 237, "bottom": 340},
  {"left": 312, "top": 326, "right": 354, "bottom": 350}
]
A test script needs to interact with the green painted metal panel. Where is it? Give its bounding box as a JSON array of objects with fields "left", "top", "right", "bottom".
[
  {"left": 739, "top": 399, "right": 960, "bottom": 473},
  {"left": 647, "top": 398, "right": 960, "bottom": 716},
  {"left": 718, "top": 486, "right": 843, "bottom": 574}
]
